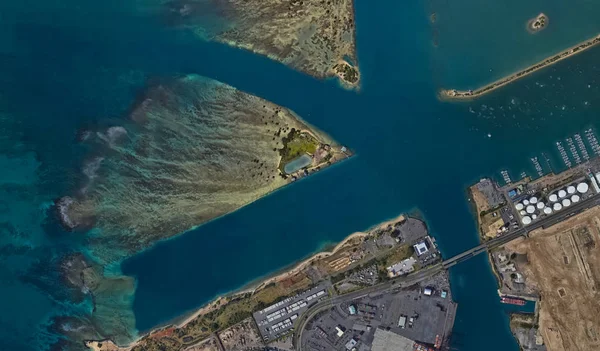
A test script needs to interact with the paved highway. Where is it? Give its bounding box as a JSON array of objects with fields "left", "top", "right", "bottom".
[{"left": 293, "top": 194, "right": 600, "bottom": 349}]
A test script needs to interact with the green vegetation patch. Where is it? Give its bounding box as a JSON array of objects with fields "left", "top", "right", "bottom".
[
  {"left": 382, "top": 245, "right": 415, "bottom": 268},
  {"left": 278, "top": 128, "right": 319, "bottom": 171},
  {"left": 334, "top": 63, "right": 359, "bottom": 84}
]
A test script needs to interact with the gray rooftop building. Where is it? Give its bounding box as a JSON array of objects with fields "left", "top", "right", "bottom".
[{"left": 371, "top": 329, "right": 414, "bottom": 351}]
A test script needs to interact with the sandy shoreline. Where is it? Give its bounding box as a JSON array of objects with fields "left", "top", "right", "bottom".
[
  {"left": 440, "top": 33, "right": 600, "bottom": 101},
  {"left": 87, "top": 213, "right": 405, "bottom": 350},
  {"left": 177, "top": 213, "right": 404, "bottom": 327}
]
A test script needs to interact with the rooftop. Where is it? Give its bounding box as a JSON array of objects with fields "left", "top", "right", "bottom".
[{"left": 372, "top": 329, "right": 414, "bottom": 351}]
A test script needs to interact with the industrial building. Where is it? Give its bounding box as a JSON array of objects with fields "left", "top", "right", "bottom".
[
  {"left": 513, "top": 179, "right": 592, "bottom": 226},
  {"left": 253, "top": 284, "right": 328, "bottom": 341},
  {"left": 413, "top": 241, "right": 429, "bottom": 256},
  {"left": 386, "top": 257, "right": 417, "bottom": 277}
]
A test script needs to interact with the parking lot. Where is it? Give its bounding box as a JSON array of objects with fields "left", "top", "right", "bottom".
[
  {"left": 301, "top": 273, "right": 456, "bottom": 351},
  {"left": 253, "top": 283, "right": 330, "bottom": 342}
]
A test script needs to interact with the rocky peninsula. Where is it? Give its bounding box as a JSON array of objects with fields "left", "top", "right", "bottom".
[{"left": 58, "top": 75, "right": 349, "bottom": 257}]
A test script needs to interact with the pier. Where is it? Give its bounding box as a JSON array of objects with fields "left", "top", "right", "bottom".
[
  {"left": 440, "top": 34, "right": 600, "bottom": 100},
  {"left": 575, "top": 134, "right": 590, "bottom": 161},
  {"left": 531, "top": 157, "right": 543, "bottom": 177},
  {"left": 585, "top": 128, "right": 600, "bottom": 155},
  {"left": 566, "top": 137, "right": 581, "bottom": 165},
  {"left": 557, "top": 141, "right": 572, "bottom": 168}
]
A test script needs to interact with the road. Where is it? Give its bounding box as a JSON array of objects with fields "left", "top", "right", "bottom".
[
  {"left": 443, "top": 193, "right": 600, "bottom": 268},
  {"left": 293, "top": 194, "right": 600, "bottom": 349}
]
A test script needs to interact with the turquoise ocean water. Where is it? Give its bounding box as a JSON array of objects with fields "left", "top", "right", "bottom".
[{"left": 3, "top": 0, "right": 600, "bottom": 350}]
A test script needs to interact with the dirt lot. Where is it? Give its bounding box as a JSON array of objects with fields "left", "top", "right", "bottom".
[
  {"left": 470, "top": 185, "right": 505, "bottom": 239},
  {"left": 506, "top": 207, "right": 600, "bottom": 351},
  {"left": 217, "top": 317, "right": 263, "bottom": 351},
  {"left": 471, "top": 186, "right": 492, "bottom": 213},
  {"left": 184, "top": 336, "right": 221, "bottom": 351}
]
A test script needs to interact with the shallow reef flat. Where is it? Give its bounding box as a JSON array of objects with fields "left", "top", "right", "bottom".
[
  {"left": 162, "top": 0, "right": 359, "bottom": 86},
  {"left": 59, "top": 75, "right": 341, "bottom": 256}
]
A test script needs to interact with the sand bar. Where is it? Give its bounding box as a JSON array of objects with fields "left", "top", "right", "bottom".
[{"left": 440, "top": 34, "right": 600, "bottom": 101}]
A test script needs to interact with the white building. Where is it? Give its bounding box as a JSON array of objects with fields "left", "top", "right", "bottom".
[
  {"left": 386, "top": 257, "right": 417, "bottom": 277},
  {"left": 345, "top": 338, "right": 358, "bottom": 350},
  {"left": 413, "top": 241, "right": 429, "bottom": 256}
]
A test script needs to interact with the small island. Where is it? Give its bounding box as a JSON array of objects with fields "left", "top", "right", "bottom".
[
  {"left": 527, "top": 13, "right": 548, "bottom": 33},
  {"left": 331, "top": 60, "right": 360, "bottom": 89}
]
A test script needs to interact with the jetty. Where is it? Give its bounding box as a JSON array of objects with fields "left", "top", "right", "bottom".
[{"left": 440, "top": 34, "right": 600, "bottom": 100}]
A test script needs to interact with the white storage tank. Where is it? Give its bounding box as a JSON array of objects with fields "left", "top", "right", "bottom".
[
  {"left": 562, "top": 199, "right": 571, "bottom": 207},
  {"left": 537, "top": 202, "right": 545, "bottom": 209},
  {"left": 515, "top": 203, "right": 524, "bottom": 210},
  {"left": 523, "top": 199, "right": 530, "bottom": 205},
  {"left": 549, "top": 194, "right": 558, "bottom": 202},
  {"left": 558, "top": 189, "right": 567, "bottom": 198},
  {"left": 577, "top": 182, "right": 589, "bottom": 193},
  {"left": 544, "top": 207, "right": 552, "bottom": 215},
  {"left": 520, "top": 210, "right": 527, "bottom": 216},
  {"left": 530, "top": 197, "right": 538, "bottom": 204},
  {"left": 532, "top": 214, "right": 537, "bottom": 220},
  {"left": 567, "top": 185, "right": 576, "bottom": 194},
  {"left": 522, "top": 216, "right": 532, "bottom": 225},
  {"left": 553, "top": 203, "right": 563, "bottom": 211},
  {"left": 526, "top": 205, "right": 535, "bottom": 214},
  {"left": 572, "top": 194, "right": 581, "bottom": 203}
]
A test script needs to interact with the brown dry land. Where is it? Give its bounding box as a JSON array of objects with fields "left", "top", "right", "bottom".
[
  {"left": 505, "top": 207, "right": 600, "bottom": 351},
  {"left": 169, "top": 0, "right": 359, "bottom": 86},
  {"left": 218, "top": 317, "right": 263, "bottom": 351},
  {"left": 470, "top": 186, "right": 504, "bottom": 239},
  {"left": 183, "top": 336, "right": 221, "bottom": 351}
]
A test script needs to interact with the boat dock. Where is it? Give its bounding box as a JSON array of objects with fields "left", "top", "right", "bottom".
[
  {"left": 556, "top": 141, "right": 572, "bottom": 168},
  {"left": 566, "top": 137, "right": 581, "bottom": 165},
  {"left": 531, "top": 157, "right": 544, "bottom": 177},
  {"left": 575, "top": 134, "right": 590, "bottom": 161},
  {"left": 501, "top": 170, "right": 512, "bottom": 185},
  {"left": 585, "top": 129, "right": 600, "bottom": 156}
]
